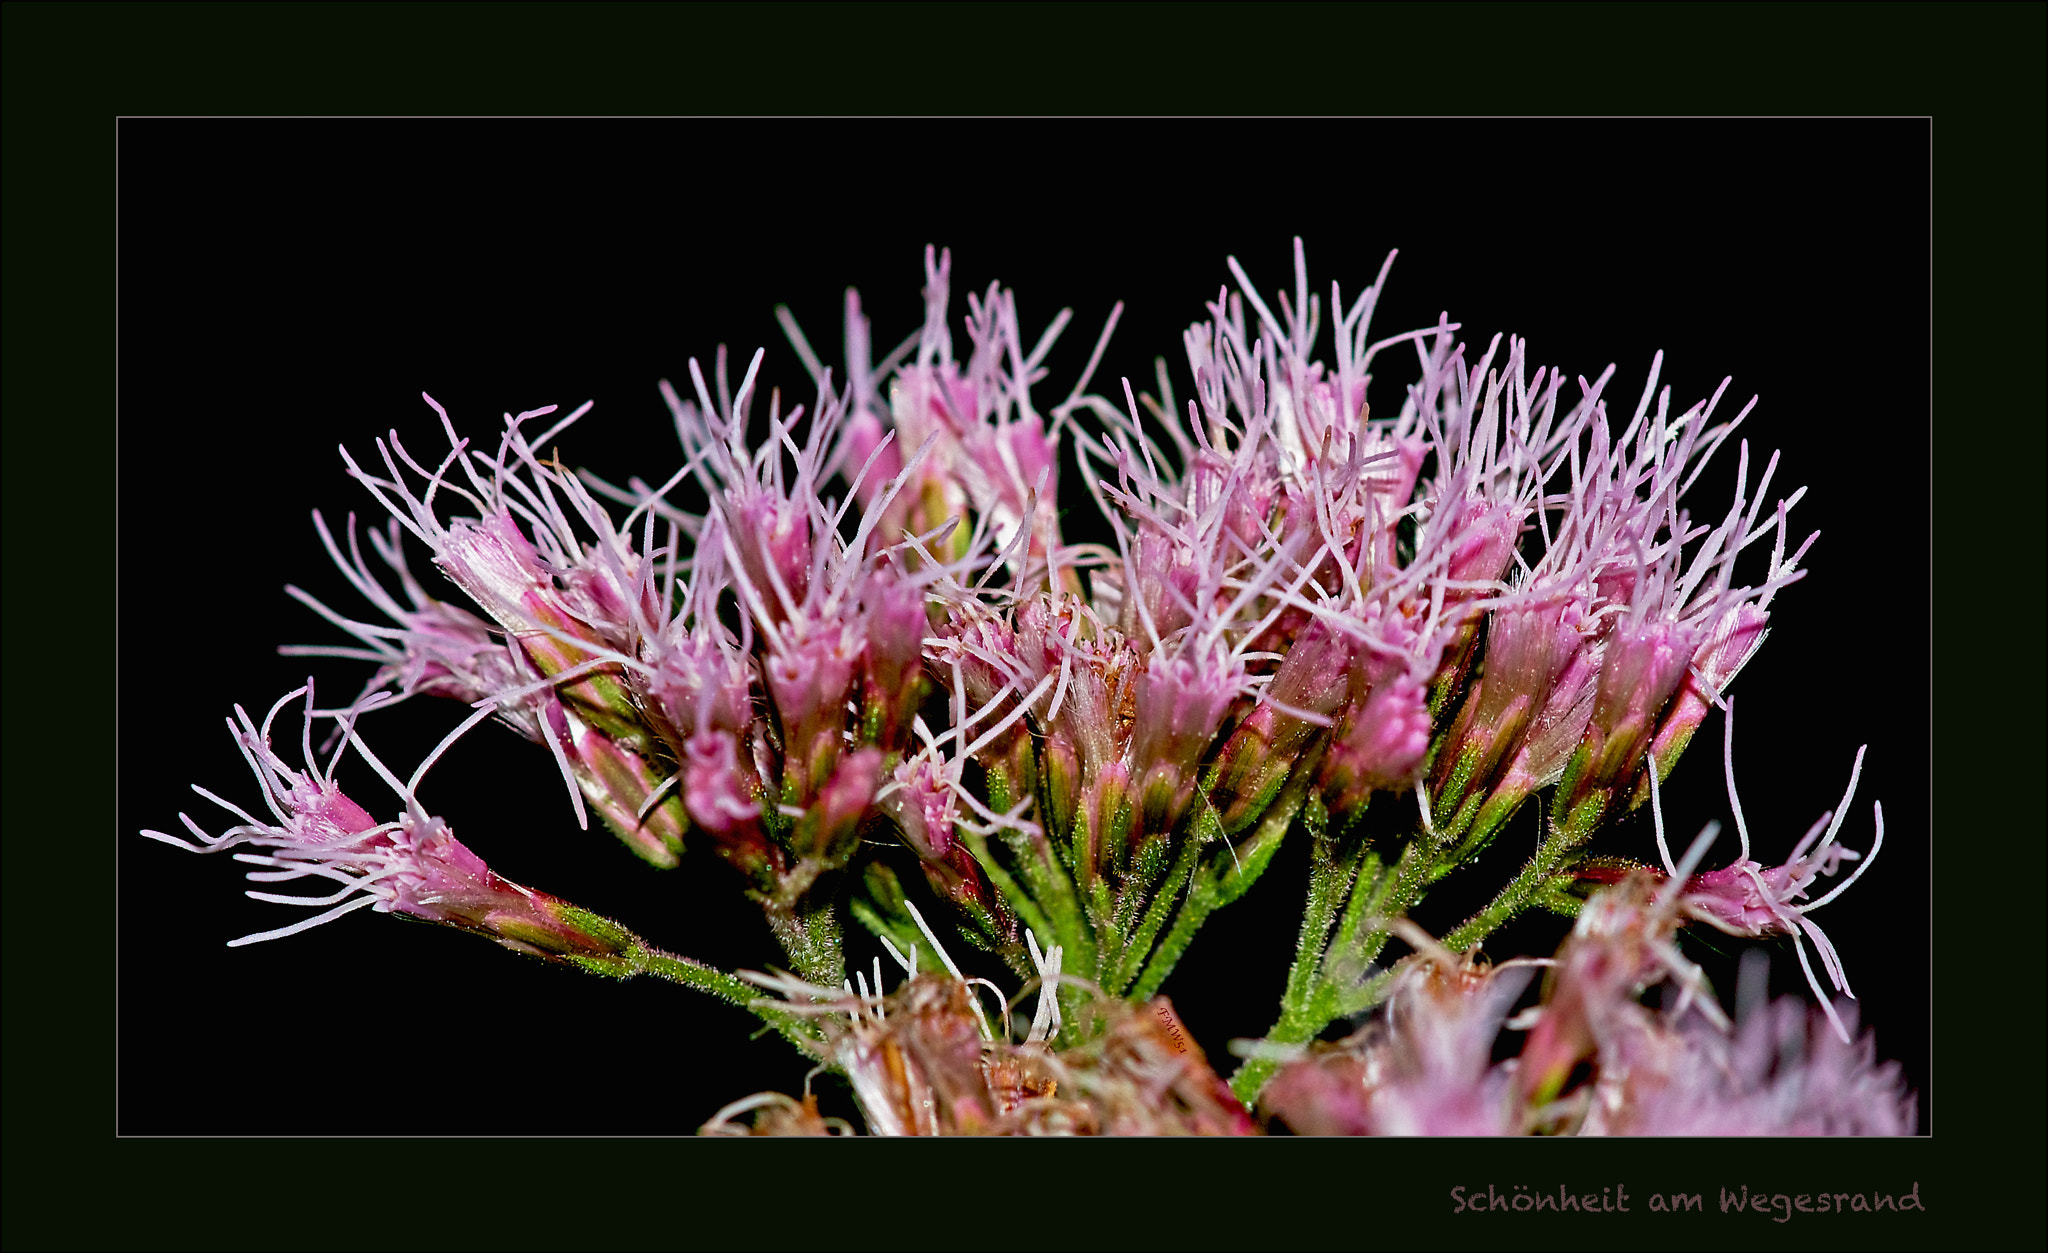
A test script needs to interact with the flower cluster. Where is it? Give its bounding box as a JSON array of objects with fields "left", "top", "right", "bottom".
[
  {"left": 1262, "top": 829, "right": 1908, "bottom": 1136},
  {"left": 1260, "top": 898, "right": 1914, "bottom": 1137},
  {"left": 145, "top": 240, "right": 1913, "bottom": 1135}
]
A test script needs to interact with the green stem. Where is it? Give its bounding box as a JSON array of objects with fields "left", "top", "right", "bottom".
[
  {"left": 1330, "top": 964, "right": 1397, "bottom": 1021},
  {"left": 1127, "top": 790, "right": 1300, "bottom": 1004},
  {"left": 958, "top": 827, "right": 1060, "bottom": 959},
  {"left": 1003, "top": 823, "right": 1094, "bottom": 979},
  {"left": 1104, "top": 836, "right": 1203, "bottom": 997},
  {"left": 564, "top": 939, "right": 821, "bottom": 1055},
  {"left": 1439, "top": 811, "right": 1594, "bottom": 952},
  {"left": 1086, "top": 877, "right": 1120, "bottom": 979},
  {"left": 1281, "top": 802, "right": 1351, "bottom": 1009},
  {"left": 766, "top": 901, "right": 845, "bottom": 990},
  {"left": 1228, "top": 837, "right": 1432, "bottom": 1106}
]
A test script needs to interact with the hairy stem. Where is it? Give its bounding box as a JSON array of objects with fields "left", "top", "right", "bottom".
[
  {"left": 1127, "top": 790, "right": 1300, "bottom": 1004},
  {"left": 1104, "top": 836, "right": 1204, "bottom": 997},
  {"left": 1228, "top": 837, "right": 1431, "bottom": 1105},
  {"left": 1440, "top": 809, "right": 1596, "bottom": 952}
]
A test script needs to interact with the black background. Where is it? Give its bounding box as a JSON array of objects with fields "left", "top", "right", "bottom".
[{"left": 116, "top": 119, "right": 1930, "bottom": 1135}]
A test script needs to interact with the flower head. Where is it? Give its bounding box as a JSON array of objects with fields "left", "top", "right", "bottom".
[
  {"left": 1579, "top": 953, "right": 1916, "bottom": 1136},
  {"left": 1262, "top": 929, "right": 1536, "bottom": 1136},
  {"left": 1656, "top": 704, "right": 1885, "bottom": 1043},
  {"left": 160, "top": 239, "right": 1912, "bottom": 1140},
  {"left": 141, "top": 684, "right": 629, "bottom": 961},
  {"left": 282, "top": 511, "right": 524, "bottom": 717}
]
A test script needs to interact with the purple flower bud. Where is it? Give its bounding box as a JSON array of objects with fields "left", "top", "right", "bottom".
[
  {"left": 1682, "top": 850, "right": 1854, "bottom": 936},
  {"left": 1130, "top": 654, "right": 1241, "bottom": 784},
  {"left": 731, "top": 492, "right": 813, "bottom": 625},
  {"left": 1565, "top": 616, "right": 1703, "bottom": 801},
  {"left": 1345, "top": 434, "right": 1429, "bottom": 583},
  {"left": 1182, "top": 448, "right": 1280, "bottom": 559},
  {"left": 684, "top": 730, "right": 763, "bottom": 840},
  {"left": 763, "top": 623, "right": 859, "bottom": 775},
  {"left": 568, "top": 716, "right": 689, "bottom": 867},
  {"left": 1435, "top": 591, "right": 1594, "bottom": 807},
  {"left": 930, "top": 609, "right": 1033, "bottom": 765},
  {"left": 1013, "top": 595, "right": 1136, "bottom": 780},
  {"left": 838, "top": 409, "right": 903, "bottom": 513},
  {"left": 1493, "top": 637, "right": 1605, "bottom": 800},
  {"left": 433, "top": 509, "right": 557, "bottom": 632},
  {"left": 1666, "top": 738, "right": 1882, "bottom": 1044},
  {"left": 858, "top": 568, "right": 929, "bottom": 749},
  {"left": 879, "top": 753, "right": 959, "bottom": 860},
  {"left": 647, "top": 634, "right": 752, "bottom": 744},
  {"left": 1122, "top": 525, "right": 1204, "bottom": 646},
  {"left": 1263, "top": 616, "right": 1357, "bottom": 726},
  {"left": 1591, "top": 619, "right": 1699, "bottom": 743},
  {"left": 285, "top": 512, "right": 524, "bottom": 712},
  {"left": 1633, "top": 600, "right": 1770, "bottom": 802},
  {"left": 1440, "top": 500, "right": 1522, "bottom": 595},
  {"left": 795, "top": 748, "right": 883, "bottom": 861},
  {"left": 1325, "top": 670, "right": 1434, "bottom": 800}
]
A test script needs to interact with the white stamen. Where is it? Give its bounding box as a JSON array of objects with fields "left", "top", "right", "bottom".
[
  {"left": 903, "top": 900, "right": 991, "bottom": 1042},
  {"left": 1648, "top": 753, "right": 1677, "bottom": 877},
  {"left": 878, "top": 933, "right": 916, "bottom": 979},
  {"left": 224, "top": 894, "right": 382, "bottom": 947},
  {"left": 1722, "top": 698, "right": 1751, "bottom": 862}
]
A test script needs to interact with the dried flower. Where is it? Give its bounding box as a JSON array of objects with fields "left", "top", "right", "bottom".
[{"left": 733, "top": 919, "right": 1251, "bottom": 1136}]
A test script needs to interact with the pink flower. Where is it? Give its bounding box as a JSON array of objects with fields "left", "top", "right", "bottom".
[
  {"left": 682, "top": 731, "right": 761, "bottom": 838},
  {"left": 1581, "top": 957, "right": 1916, "bottom": 1136},
  {"left": 1631, "top": 475, "right": 1818, "bottom": 807},
  {"left": 875, "top": 649, "right": 1052, "bottom": 866},
  {"left": 1438, "top": 590, "right": 1598, "bottom": 795},
  {"left": 1322, "top": 669, "right": 1435, "bottom": 805},
  {"left": 1264, "top": 938, "right": 1535, "bottom": 1136},
  {"left": 1660, "top": 707, "right": 1884, "bottom": 1044},
  {"left": 141, "top": 685, "right": 621, "bottom": 959},
  {"left": 342, "top": 397, "right": 661, "bottom": 664},
  {"left": 282, "top": 511, "right": 523, "bottom": 715},
  {"left": 330, "top": 396, "right": 694, "bottom": 843},
  {"left": 1130, "top": 654, "right": 1241, "bottom": 786},
  {"left": 762, "top": 622, "right": 860, "bottom": 777},
  {"left": 858, "top": 566, "right": 932, "bottom": 748},
  {"left": 878, "top": 752, "right": 958, "bottom": 861},
  {"left": 1515, "top": 859, "right": 1728, "bottom": 1110}
]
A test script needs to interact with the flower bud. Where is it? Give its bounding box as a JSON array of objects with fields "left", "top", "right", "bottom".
[
  {"left": 1129, "top": 654, "right": 1240, "bottom": 787},
  {"left": 1320, "top": 670, "right": 1433, "bottom": 818},
  {"left": 143, "top": 686, "right": 656, "bottom": 960},
  {"left": 1630, "top": 601, "right": 1770, "bottom": 808},
  {"left": 730, "top": 492, "right": 813, "bottom": 625},
  {"left": 646, "top": 633, "right": 752, "bottom": 745},
  {"left": 684, "top": 730, "right": 774, "bottom": 877},
  {"left": 1432, "top": 592, "right": 1592, "bottom": 832},
  {"left": 858, "top": 570, "right": 929, "bottom": 750},
  {"left": 879, "top": 753, "right": 958, "bottom": 861},
  {"left": 793, "top": 748, "right": 882, "bottom": 863},
  {"left": 763, "top": 624, "right": 858, "bottom": 791},
  {"left": 1563, "top": 617, "right": 1700, "bottom": 809},
  {"left": 570, "top": 715, "right": 689, "bottom": 867}
]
